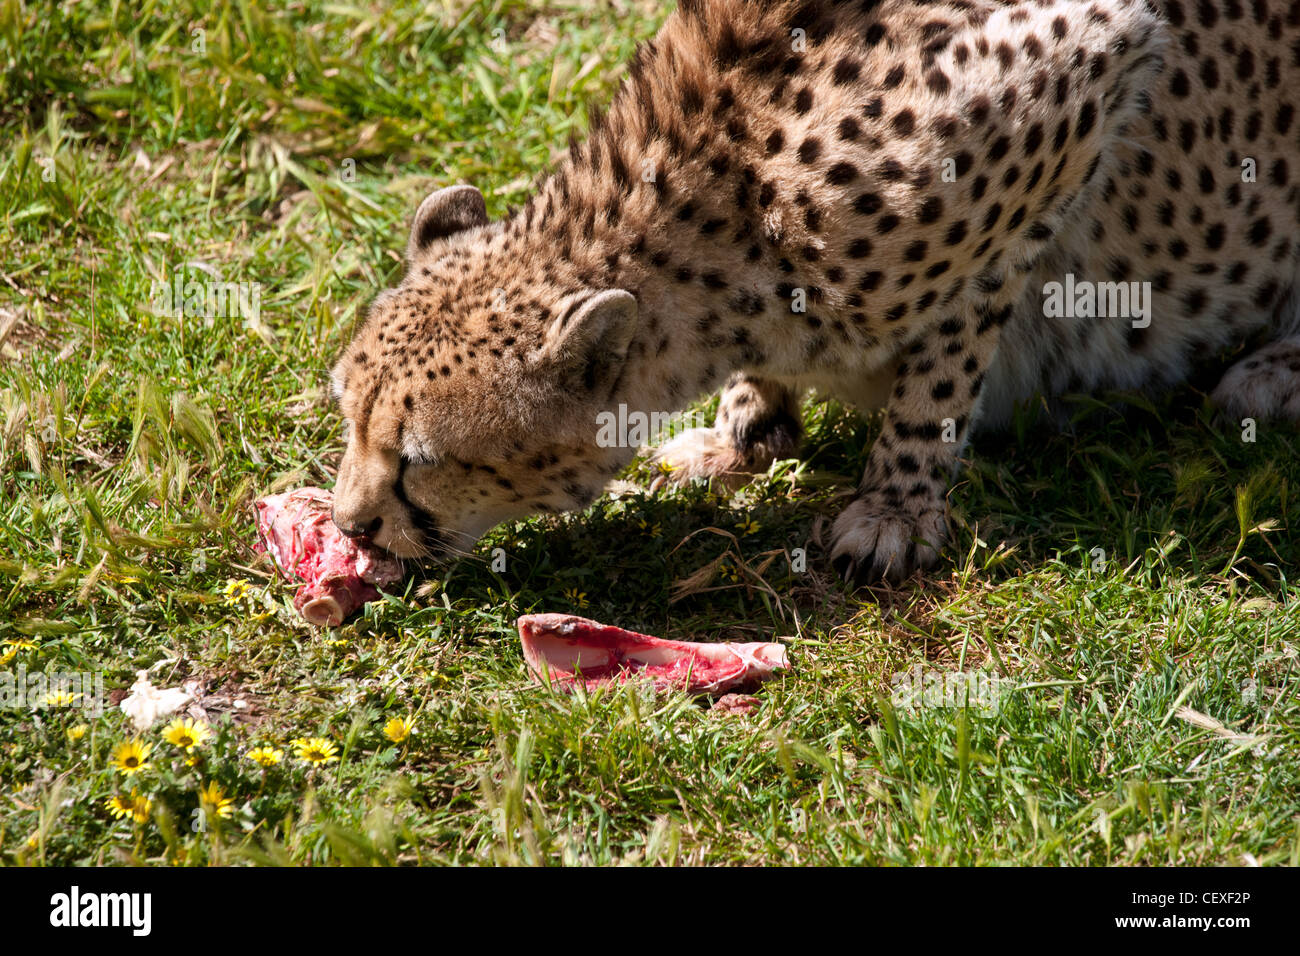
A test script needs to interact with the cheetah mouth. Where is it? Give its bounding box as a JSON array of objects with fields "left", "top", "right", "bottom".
[
  {"left": 376, "top": 526, "right": 443, "bottom": 561},
  {"left": 390, "top": 459, "right": 444, "bottom": 557},
  {"left": 399, "top": 506, "right": 441, "bottom": 551}
]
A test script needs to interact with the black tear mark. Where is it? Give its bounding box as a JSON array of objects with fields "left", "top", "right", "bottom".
[{"left": 394, "top": 458, "right": 442, "bottom": 546}]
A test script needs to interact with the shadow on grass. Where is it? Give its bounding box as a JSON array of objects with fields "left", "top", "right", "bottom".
[{"left": 420, "top": 385, "right": 1298, "bottom": 634}]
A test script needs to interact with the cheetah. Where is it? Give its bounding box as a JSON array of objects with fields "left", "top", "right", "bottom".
[{"left": 330, "top": 0, "right": 1300, "bottom": 583}]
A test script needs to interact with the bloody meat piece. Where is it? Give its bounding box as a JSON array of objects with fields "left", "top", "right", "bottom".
[
  {"left": 254, "top": 487, "right": 404, "bottom": 627},
  {"left": 517, "top": 613, "right": 789, "bottom": 694}
]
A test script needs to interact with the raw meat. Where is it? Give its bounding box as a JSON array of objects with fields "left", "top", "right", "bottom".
[
  {"left": 254, "top": 487, "right": 404, "bottom": 627},
  {"left": 517, "top": 613, "right": 788, "bottom": 694}
]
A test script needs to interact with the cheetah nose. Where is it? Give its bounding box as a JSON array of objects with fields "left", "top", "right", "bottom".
[{"left": 334, "top": 514, "right": 382, "bottom": 539}]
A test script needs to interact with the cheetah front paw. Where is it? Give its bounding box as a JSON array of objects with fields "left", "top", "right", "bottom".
[
  {"left": 1210, "top": 337, "right": 1300, "bottom": 422},
  {"left": 649, "top": 427, "right": 748, "bottom": 488},
  {"left": 829, "top": 493, "right": 948, "bottom": 585}
]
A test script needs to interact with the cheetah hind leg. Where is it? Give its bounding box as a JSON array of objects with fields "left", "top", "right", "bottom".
[
  {"left": 1210, "top": 335, "right": 1300, "bottom": 423},
  {"left": 650, "top": 374, "right": 802, "bottom": 490}
]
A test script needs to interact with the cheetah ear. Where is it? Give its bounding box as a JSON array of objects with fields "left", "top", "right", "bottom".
[
  {"left": 407, "top": 185, "right": 488, "bottom": 259},
  {"left": 536, "top": 289, "right": 638, "bottom": 395}
]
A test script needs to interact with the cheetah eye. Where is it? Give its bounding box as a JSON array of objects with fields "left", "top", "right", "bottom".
[
  {"left": 398, "top": 450, "right": 439, "bottom": 468},
  {"left": 399, "top": 432, "right": 441, "bottom": 468}
]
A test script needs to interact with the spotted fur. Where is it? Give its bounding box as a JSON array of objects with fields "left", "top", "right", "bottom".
[{"left": 332, "top": 0, "right": 1300, "bottom": 581}]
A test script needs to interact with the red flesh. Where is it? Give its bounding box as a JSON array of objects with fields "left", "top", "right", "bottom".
[
  {"left": 517, "top": 613, "right": 788, "bottom": 694},
  {"left": 254, "top": 487, "right": 403, "bottom": 627}
]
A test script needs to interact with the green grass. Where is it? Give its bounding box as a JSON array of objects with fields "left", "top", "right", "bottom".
[{"left": 1, "top": 0, "right": 1297, "bottom": 866}]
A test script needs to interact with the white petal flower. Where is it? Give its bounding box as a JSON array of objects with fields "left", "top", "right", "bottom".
[{"left": 119, "top": 671, "right": 192, "bottom": 732}]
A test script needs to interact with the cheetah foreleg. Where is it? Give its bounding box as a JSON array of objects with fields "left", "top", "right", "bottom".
[
  {"left": 652, "top": 373, "right": 802, "bottom": 489},
  {"left": 830, "top": 270, "right": 1031, "bottom": 584}
]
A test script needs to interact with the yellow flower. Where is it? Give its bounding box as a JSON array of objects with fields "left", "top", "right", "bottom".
[
  {"left": 564, "top": 588, "right": 589, "bottom": 609},
  {"left": 162, "top": 717, "right": 210, "bottom": 752},
  {"left": 66, "top": 724, "right": 89, "bottom": 742},
  {"left": 199, "top": 780, "right": 234, "bottom": 819},
  {"left": 245, "top": 746, "right": 283, "bottom": 767},
  {"left": 222, "top": 579, "right": 251, "bottom": 606},
  {"left": 383, "top": 717, "right": 415, "bottom": 744},
  {"left": 110, "top": 739, "right": 152, "bottom": 776},
  {"left": 736, "top": 518, "right": 761, "bottom": 536},
  {"left": 43, "top": 690, "right": 81, "bottom": 707},
  {"left": 0, "top": 639, "right": 34, "bottom": 665},
  {"left": 290, "top": 736, "right": 339, "bottom": 765},
  {"left": 105, "top": 790, "right": 151, "bottom": 824}
]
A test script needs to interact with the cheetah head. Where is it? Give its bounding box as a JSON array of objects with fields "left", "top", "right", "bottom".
[{"left": 330, "top": 185, "right": 640, "bottom": 559}]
